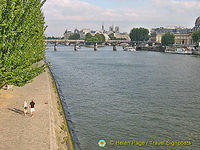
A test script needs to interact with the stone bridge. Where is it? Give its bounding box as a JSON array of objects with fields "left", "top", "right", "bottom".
[{"left": 44, "top": 39, "right": 131, "bottom": 46}]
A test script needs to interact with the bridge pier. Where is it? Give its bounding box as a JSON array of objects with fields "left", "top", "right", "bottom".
[
  {"left": 74, "top": 44, "right": 78, "bottom": 51},
  {"left": 94, "top": 43, "right": 98, "bottom": 51},
  {"left": 113, "top": 44, "right": 117, "bottom": 51},
  {"left": 65, "top": 41, "right": 70, "bottom": 46},
  {"left": 54, "top": 42, "right": 57, "bottom": 51}
]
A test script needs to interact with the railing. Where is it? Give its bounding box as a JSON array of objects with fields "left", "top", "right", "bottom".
[{"left": 44, "top": 39, "right": 131, "bottom": 44}]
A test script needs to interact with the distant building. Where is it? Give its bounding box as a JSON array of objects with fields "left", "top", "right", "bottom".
[
  {"left": 102, "top": 24, "right": 105, "bottom": 31},
  {"left": 174, "top": 33, "right": 193, "bottom": 45},
  {"left": 115, "top": 26, "right": 119, "bottom": 33},
  {"left": 81, "top": 28, "right": 90, "bottom": 35},
  {"left": 150, "top": 17, "right": 200, "bottom": 45},
  {"left": 90, "top": 30, "right": 96, "bottom": 36},
  {"left": 103, "top": 34, "right": 109, "bottom": 41},
  {"left": 64, "top": 24, "right": 130, "bottom": 41},
  {"left": 151, "top": 28, "right": 193, "bottom": 45},
  {"left": 151, "top": 26, "right": 192, "bottom": 35},
  {"left": 114, "top": 33, "right": 131, "bottom": 41},
  {"left": 193, "top": 16, "right": 200, "bottom": 31},
  {"left": 64, "top": 29, "right": 72, "bottom": 40},
  {"left": 109, "top": 26, "right": 114, "bottom": 32},
  {"left": 80, "top": 28, "right": 91, "bottom": 39},
  {"left": 152, "top": 33, "right": 164, "bottom": 43},
  {"left": 74, "top": 29, "right": 79, "bottom": 34}
]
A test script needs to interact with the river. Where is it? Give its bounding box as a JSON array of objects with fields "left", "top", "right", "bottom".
[{"left": 46, "top": 45, "right": 200, "bottom": 150}]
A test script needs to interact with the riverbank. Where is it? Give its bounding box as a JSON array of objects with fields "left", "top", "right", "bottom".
[{"left": 0, "top": 68, "right": 73, "bottom": 150}]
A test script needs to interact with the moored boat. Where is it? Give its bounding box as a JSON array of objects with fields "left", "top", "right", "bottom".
[
  {"left": 165, "top": 48, "right": 192, "bottom": 55},
  {"left": 124, "top": 46, "right": 136, "bottom": 52}
]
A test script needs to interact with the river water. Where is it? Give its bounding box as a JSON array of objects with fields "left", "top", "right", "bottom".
[{"left": 46, "top": 45, "right": 200, "bottom": 150}]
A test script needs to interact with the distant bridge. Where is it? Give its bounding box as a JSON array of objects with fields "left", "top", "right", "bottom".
[
  {"left": 45, "top": 39, "right": 84, "bottom": 45},
  {"left": 44, "top": 39, "right": 131, "bottom": 45},
  {"left": 44, "top": 39, "right": 163, "bottom": 52}
]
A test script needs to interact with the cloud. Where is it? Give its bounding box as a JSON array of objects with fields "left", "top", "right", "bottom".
[
  {"left": 43, "top": 0, "right": 140, "bottom": 22},
  {"left": 43, "top": 0, "right": 200, "bottom": 36}
]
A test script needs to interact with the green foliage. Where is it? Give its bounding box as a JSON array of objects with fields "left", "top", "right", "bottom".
[
  {"left": 161, "top": 32, "right": 175, "bottom": 46},
  {"left": 0, "top": 0, "right": 49, "bottom": 87},
  {"left": 85, "top": 33, "right": 92, "bottom": 39},
  {"left": 192, "top": 30, "right": 200, "bottom": 44},
  {"left": 129, "top": 28, "right": 149, "bottom": 41},
  {"left": 95, "top": 33, "right": 105, "bottom": 42},
  {"left": 85, "top": 33, "right": 105, "bottom": 43},
  {"left": 68, "top": 33, "right": 80, "bottom": 40}
]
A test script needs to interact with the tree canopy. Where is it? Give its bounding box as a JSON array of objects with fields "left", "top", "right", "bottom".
[
  {"left": 192, "top": 30, "right": 200, "bottom": 44},
  {"left": 85, "top": 33, "right": 105, "bottom": 43},
  {"left": 161, "top": 32, "right": 175, "bottom": 46},
  {"left": 85, "top": 33, "right": 92, "bottom": 39},
  {"left": 68, "top": 33, "right": 80, "bottom": 40},
  {"left": 95, "top": 33, "right": 105, "bottom": 42},
  {"left": 129, "top": 28, "right": 149, "bottom": 41},
  {"left": 0, "top": 0, "right": 48, "bottom": 88}
]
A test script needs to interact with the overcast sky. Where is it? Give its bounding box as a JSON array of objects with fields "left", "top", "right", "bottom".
[{"left": 43, "top": 0, "right": 200, "bottom": 37}]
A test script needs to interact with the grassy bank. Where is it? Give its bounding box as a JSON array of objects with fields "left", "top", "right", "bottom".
[{"left": 48, "top": 68, "right": 75, "bottom": 150}]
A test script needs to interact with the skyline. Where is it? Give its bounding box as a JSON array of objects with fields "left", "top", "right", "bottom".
[{"left": 43, "top": 0, "right": 200, "bottom": 36}]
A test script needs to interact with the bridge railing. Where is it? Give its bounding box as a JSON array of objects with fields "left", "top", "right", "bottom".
[{"left": 44, "top": 39, "right": 131, "bottom": 44}]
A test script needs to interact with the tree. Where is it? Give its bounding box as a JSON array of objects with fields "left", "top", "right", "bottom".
[
  {"left": 129, "top": 28, "right": 149, "bottom": 41},
  {"left": 95, "top": 33, "right": 105, "bottom": 42},
  {"left": 161, "top": 32, "right": 175, "bottom": 46},
  {"left": 85, "top": 33, "right": 105, "bottom": 43},
  {"left": 0, "top": 0, "right": 48, "bottom": 88},
  {"left": 68, "top": 33, "right": 80, "bottom": 40},
  {"left": 192, "top": 30, "right": 200, "bottom": 44},
  {"left": 85, "top": 33, "right": 92, "bottom": 40}
]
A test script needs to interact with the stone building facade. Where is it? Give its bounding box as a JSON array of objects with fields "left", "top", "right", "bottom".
[
  {"left": 151, "top": 16, "right": 200, "bottom": 45},
  {"left": 174, "top": 33, "right": 193, "bottom": 45}
]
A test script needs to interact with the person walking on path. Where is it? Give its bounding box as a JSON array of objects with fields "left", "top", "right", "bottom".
[
  {"left": 30, "top": 100, "right": 35, "bottom": 117},
  {"left": 24, "top": 100, "right": 28, "bottom": 116}
]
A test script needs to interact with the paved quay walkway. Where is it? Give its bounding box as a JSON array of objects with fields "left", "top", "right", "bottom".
[{"left": 0, "top": 70, "right": 63, "bottom": 150}]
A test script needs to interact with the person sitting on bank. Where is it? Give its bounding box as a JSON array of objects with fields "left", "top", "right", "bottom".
[{"left": 30, "top": 100, "right": 35, "bottom": 117}]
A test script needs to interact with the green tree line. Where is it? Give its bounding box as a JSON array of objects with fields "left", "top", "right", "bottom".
[
  {"left": 0, "top": 0, "right": 48, "bottom": 88},
  {"left": 85, "top": 33, "right": 105, "bottom": 43},
  {"left": 68, "top": 33, "right": 80, "bottom": 40}
]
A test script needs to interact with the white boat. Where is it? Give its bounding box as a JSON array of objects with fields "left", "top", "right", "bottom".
[
  {"left": 165, "top": 47, "right": 192, "bottom": 55},
  {"left": 124, "top": 46, "right": 136, "bottom": 52},
  {"left": 167, "top": 48, "right": 192, "bottom": 54}
]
